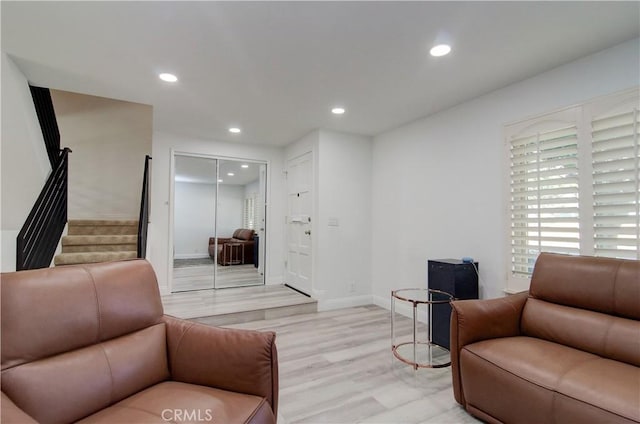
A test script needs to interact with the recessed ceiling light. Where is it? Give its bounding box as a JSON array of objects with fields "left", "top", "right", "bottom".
[
  {"left": 430, "top": 44, "right": 451, "bottom": 57},
  {"left": 159, "top": 73, "right": 178, "bottom": 82},
  {"left": 241, "top": 164, "right": 249, "bottom": 168},
  {"left": 331, "top": 107, "right": 346, "bottom": 115},
  {"left": 227, "top": 172, "right": 234, "bottom": 176},
  {"left": 229, "top": 127, "right": 241, "bottom": 134}
]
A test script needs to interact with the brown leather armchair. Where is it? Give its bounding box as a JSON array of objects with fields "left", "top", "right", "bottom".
[
  {"left": 450, "top": 253, "right": 639, "bottom": 424},
  {"left": 1, "top": 260, "right": 278, "bottom": 424},
  {"left": 209, "top": 229, "right": 256, "bottom": 266}
]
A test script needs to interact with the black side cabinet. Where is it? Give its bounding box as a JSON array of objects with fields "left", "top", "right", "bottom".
[{"left": 428, "top": 259, "right": 479, "bottom": 350}]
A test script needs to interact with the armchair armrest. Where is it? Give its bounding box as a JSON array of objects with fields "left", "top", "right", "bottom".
[
  {"left": 450, "top": 291, "right": 528, "bottom": 405},
  {"left": 163, "top": 316, "right": 278, "bottom": 416},
  {"left": 1, "top": 392, "right": 38, "bottom": 424},
  {"left": 209, "top": 237, "right": 232, "bottom": 245}
]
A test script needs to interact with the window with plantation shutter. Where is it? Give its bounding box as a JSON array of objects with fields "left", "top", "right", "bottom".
[
  {"left": 254, "top": 193, "right": 263, "bottom": 232},
  {"left": 592, "top": 108, "right": 640, "bottom": 259},
  {"left": 243, "top": 197, "right": 255, "bottom": 230},
  {"left": 505, "top": 88, "right": 639, "bottom": 293},
  {"left": 510, "top": 124, "right": 580, "bottom": 276}
]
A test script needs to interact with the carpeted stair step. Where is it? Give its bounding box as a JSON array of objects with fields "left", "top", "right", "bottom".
[
  {"left": 55, "top": 219, "right": 140, "bottom": 266},
  {"left": 61, "top": 235, "right": 137, "bottom": 253},
  {"left": 54, "top": 251, "right": 137, "bottom": 266},
  {"left": 67, "top": 219, "right": 138, "bottom": 236}
]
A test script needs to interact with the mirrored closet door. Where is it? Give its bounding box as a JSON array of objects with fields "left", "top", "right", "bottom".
[{"left": 172, "top": 153, "right": 266, "bottom": 292}]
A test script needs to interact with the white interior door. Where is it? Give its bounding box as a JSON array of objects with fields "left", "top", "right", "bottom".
[{"left": 285, "top": 152, "right": 312, "bottom": 295}]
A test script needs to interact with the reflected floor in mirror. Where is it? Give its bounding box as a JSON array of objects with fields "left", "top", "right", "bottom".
[{"left": 172, "top": 260, "right": 262, "bottom": 291}]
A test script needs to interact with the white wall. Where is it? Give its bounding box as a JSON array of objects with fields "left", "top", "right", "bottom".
[
  {"left": 173, "top": 182, "right": 252, "bottom": 259},
  {"left": 1, "top": 53, "right": 51, "bottom": 272},
  {"left": 51, "top": 90, "right": 152, "bottom": 219},
  {"left": 316, "top": 130, "right": 373, "bottom": 309},
  {"left": 217, "top": 184, "right": 244, "bottom": 237},
  {"left": 371, "top": 38, "right": 640, "bottom": 305},
  {"left": 173, "top": 181, "right": 215, "bottom": 258},
  {"left": 150, "top": 131, "right": 285, "bottom": 293},
  {"left": 244, "top": 179, "right": 259, "bottom": 198},
  {"left": 285, "top": 130, "right": 373, "bottom": 310}
]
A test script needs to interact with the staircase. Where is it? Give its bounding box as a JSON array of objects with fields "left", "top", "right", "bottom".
[{"left": 54, "top": 220, "right": 138, "bottom": 266}]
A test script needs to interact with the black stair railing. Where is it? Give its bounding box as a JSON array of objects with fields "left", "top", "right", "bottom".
[
  {"left": 29, "top": 85, "right": 61, "bottom": 167},
  {"left": 137, "top": 155, "right": 152, "bottom": 258},
  {"left": 17, "top": 148, "right": 71, "bottom": 270}
]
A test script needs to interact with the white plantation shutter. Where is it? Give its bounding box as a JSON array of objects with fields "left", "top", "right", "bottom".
[
  {"left": 506, "top": 88, "right": 640, "bottom": 290},
  {"left": 243, "top": 197, "right": 255, "bottom": 230},
  {"left": 592, "top": 109, "right": 640, "bottom": 259},
  {"left": 254, "top": 193, "right": 263, "bottom": 231},
  {"left": 510, "top": 125, "right": 580, "bottom": 275}
]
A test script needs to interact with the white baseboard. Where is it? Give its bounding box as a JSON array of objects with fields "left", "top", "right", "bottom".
[
  {"left": 318, "top": 295, "right": 373, "bottom": 312},
  {"left": 173, "top": 253, "right": 210, "bottom": 260},
  {"left": 157, "top": 280, "right": 171, "bottom": 296}
]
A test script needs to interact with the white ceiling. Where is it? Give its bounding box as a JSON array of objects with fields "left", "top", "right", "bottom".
[{"left": 2, "top": 2, "right": 639, "bottom": 146}]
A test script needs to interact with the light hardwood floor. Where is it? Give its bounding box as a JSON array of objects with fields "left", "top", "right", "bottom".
[
  {"left": 162, "top": 284, "right": 317, "bottom": 324},
  {"left": 172, "top": 263, "right": 263, "bottom": 292},
  {"left": 226, "top": 305, "right": 479, "bottom": 424}
]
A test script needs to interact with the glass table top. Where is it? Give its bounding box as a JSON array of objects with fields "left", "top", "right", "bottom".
[{"left": 392, "top": 288, "right": 453, "bottom": 304}]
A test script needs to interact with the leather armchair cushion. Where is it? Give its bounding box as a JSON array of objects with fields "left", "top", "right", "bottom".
[
  {"left": 0, "top": 392, "right": 37, "bottom": 424},
  {"left": 1, "top": 260, "right": 278, "bottom": 424},
  {"left": 2, "top": 324, "right": 169, "bottom": 424},
  {"left": 530, "top": 253, "right": 640, "bottom": 320},
  {"left": 461, "top": 336, "right": 640, "bottom": 423},
  {"left": 522, "top": 298, "right": 640, "bottom": 366},
  {"left": 76, "top": 381, "right": 274, "bottom": 424},
  {"left": 1, "top": 260, "right": 163, "bottom": 370},
  {"left": 232, "top": 229, "right": 255, "bottom": 241},
  {"left": 209, "top": 237, "right": 232, "bottom": 245}
]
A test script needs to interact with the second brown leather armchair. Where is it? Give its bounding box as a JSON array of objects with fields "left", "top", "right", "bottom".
[{"left": 450, "top": 253, "right": 639, "bottom": 424}]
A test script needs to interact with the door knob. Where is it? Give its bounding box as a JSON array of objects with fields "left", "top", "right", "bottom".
[{"left": 304, "top": 230, "right": 311, "bottom": 235}]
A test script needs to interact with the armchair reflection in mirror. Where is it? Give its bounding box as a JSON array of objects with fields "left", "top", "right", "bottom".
[{"left": 209, "top": 228, "right": 256, "bottom": 266}]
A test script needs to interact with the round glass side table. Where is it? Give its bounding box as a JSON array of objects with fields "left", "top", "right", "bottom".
[{"left": 391, "top": 288, "right": 454, "bottom": 370}]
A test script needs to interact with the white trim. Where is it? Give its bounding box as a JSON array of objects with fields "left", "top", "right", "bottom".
[
  {"left": 168, "top": 149, "right": 271, "bottom": 292},
  {"left": 317, "top": 295, "right": 373, "bottom": 312},
  {"left": 167, "top": 148, "right": 176, "bottom": 293},
  {"left": 503, "top": 288, "right": 528, "bottom": 295},
  {"left": 173, "top": 253, "right": 210, "bottom": 260}
]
